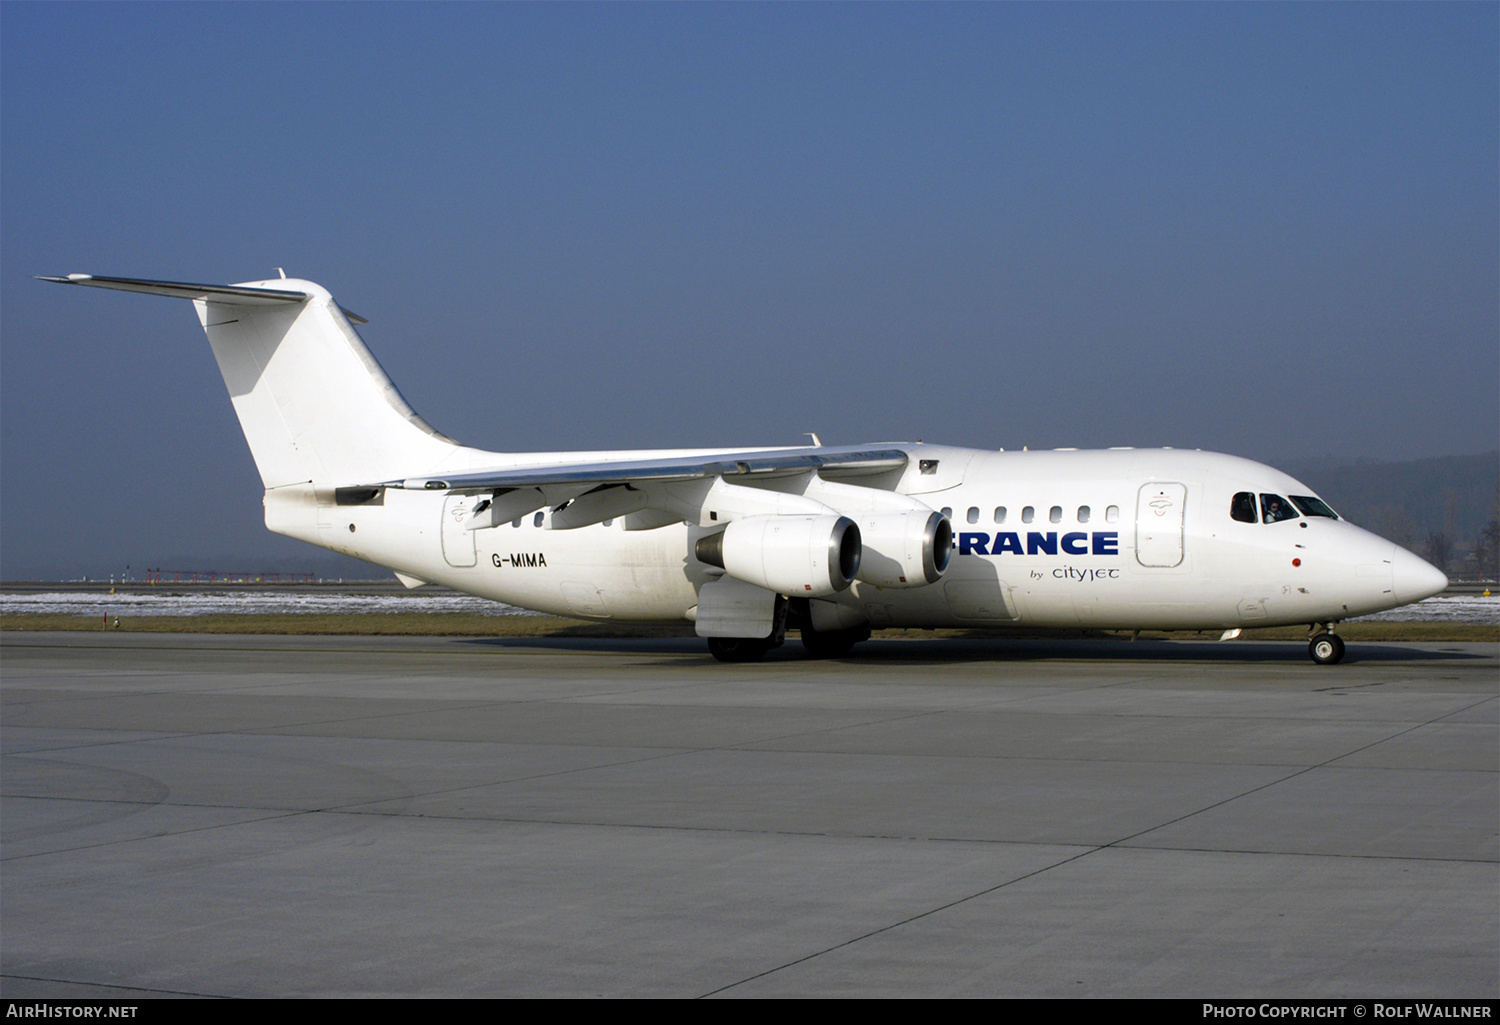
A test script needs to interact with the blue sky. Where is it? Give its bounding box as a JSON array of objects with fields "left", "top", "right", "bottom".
[{"left": 2, "top": 2, "right": 1496, "bottom": 578}]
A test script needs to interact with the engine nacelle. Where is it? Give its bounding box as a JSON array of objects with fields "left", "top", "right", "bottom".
[
  {"left": 695, "top": 514, "right": 861, "bottom": 597},
  {"left": 854, "top": 510, "right": 951, "bottom": 588}
]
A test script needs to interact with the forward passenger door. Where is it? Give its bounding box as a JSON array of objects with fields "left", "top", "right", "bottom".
[{"left": 1136, "top": 483, "right": 1186, "bottom": 567}]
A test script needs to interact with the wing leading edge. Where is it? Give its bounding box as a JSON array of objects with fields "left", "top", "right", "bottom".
[{"left": 379, "top": 445, "right": 918, "bottom": 536}]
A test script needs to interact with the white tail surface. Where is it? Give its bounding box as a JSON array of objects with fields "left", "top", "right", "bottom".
[
  {"left": 194, "top": 279, "right": 458, "bottom": 487},
  {"left": 40, "top": 273, "right": 462, "bottom": 488}
]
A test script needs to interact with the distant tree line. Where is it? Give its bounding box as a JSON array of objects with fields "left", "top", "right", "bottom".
[
  {"left": 1419, "top": 497, "right": 1498, "bottom": 582},
  {"left": 1447, "top": 506, "right": 1500, "bottom": 581},
  {"left": 1287, "top": 453, "right": 1498, "bottom": 583}
]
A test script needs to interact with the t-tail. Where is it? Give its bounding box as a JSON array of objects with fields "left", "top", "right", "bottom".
[{"left": 37, "top": 273, "right": 459, "bottom": 488}]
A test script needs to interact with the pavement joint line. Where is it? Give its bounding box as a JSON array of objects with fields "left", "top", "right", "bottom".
[
  {"left": 697, "top": 688, "right": 1499, "bottom": 995},
  {"left": 0, "top": 973, "right": 228, "bottom": 999},
  {"left": 1089, "top": 698, "right": 1488, "bottom": 853},
  {"left": 698, "top": 843, "right": 1106, "bottom": 997}
]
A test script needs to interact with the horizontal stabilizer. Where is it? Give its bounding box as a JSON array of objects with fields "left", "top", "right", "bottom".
[{"left": 37, "top": 274, "right": 309, "bottom": 305}]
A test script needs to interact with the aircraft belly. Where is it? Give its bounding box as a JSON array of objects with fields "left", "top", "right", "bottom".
[
  {"left": 1012, "top": 589, "right": 1079, "bottom": 627},
  {"left": 942, "top": 579, "right": 1019, "bottom": 622}
]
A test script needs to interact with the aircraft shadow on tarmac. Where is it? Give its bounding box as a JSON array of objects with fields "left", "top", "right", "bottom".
[{"left": 455, "top": 634, "right": 1489, "bottom": 666}]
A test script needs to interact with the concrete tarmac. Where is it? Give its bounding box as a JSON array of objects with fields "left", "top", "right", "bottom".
[{"left": 1, "top": 631, "right": 1495, "bottom": 998}]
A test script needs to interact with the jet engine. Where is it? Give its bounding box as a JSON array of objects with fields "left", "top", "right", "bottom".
[
  {"left": 695, "top": 514, "right": 861, "bottom": 597},
  {"left": 854, "top": 509, "right": 952, "bottom": 588}
]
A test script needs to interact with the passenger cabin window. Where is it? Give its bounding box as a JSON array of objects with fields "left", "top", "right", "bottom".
[
  {"left": 1231, "top": 492, "right": 1257, "bottom": 523},
  {"left": 1022, "top": 506, "right": 1035, "bottom": 524},
  {"left": 967, "top": 507, "right": 979, "bottom": 524},
  {"left": 994, "top": 507, "right": 1007, "bottom": 524},
  {"left": 1106, "top": 505, "right": 1119, "bottom": 523},
  {"left": 512, "top": 518, "right": 522, "bottom": 528},
  {"left": 1260, "top": 494, "right": 1298, "bottom": 523},
  {"left": 533, "top": 511, "right": 545, "bottom": 527},
  {"left": 1078, "top": 506, "right": 1090, "bottom": 523},
  {"left": 1049, "top": 506, "right": 1062, "bottom": 524},
  {"left": 941, "top": 507, "right": 953, "bottom": 520},
  {"left": 1290, "top": 496, "right": 1338, "bottom": 519}
]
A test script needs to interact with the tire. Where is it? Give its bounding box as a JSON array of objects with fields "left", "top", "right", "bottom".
[
  {"left": 707, "top": 637, "right": 770, "bottom": 663},
  {"left": 1309, "top": 633, "right": 1345, "bottom": 665}
]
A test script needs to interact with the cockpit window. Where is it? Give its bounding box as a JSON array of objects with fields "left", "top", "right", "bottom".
[
  {"left": 1259, "top": 494, "right": 1298, "bottom": 523},
  {"left": 1230, "top": 492, "right": 1257, "bottom": 523},
  {"left": 1290, "top": 495, "right": 1338, "bottom": 519}
]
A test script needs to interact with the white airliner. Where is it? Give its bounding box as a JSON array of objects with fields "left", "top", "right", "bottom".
[{"left": 40, "top": 273, "right": 1449, "bottom": 663}]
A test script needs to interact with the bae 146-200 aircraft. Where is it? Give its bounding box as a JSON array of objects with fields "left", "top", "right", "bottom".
[{"left": 41, "top": 273, "right": 1449, "bottom": 663}]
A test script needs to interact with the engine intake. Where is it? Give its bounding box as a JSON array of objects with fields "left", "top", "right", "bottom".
[
  {"left": 854, "top": 510, "right": 951, "bottom": 588},
  {"left": 695, "top": 514, "right": 861, "bottom": 597}
]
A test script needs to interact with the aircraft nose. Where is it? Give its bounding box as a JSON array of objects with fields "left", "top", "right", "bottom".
[{"left": 1391, "top": 546, "right": 1448, "bottom": 605}]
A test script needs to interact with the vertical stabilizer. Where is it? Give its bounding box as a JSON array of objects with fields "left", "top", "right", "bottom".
[{"left": 40, "top": 274, "right": 459, "bottom": 487}]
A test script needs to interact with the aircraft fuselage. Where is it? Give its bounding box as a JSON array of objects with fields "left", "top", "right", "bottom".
[{"left": 267, "top": 444, "right": 1436, "bottom": 634}]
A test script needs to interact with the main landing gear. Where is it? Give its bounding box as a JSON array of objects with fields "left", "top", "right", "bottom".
[
  {"left": 1308, "top": 625, "right": 1345, "bottom": 665},
  {"left": 711, "top": 626, "right": 870, "bottom": 661},
  {"left": 792, "top": 597, "right": 870, "bottom": 659},
  {"left": 706, "top": 595, "right": 788, "bottom": 663},
  {"left": 707, "top": 599, "right": 873, "bottom": 662}
]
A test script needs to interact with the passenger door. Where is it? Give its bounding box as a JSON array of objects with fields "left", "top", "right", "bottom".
[
  {"left": 1136, "top": 483, "right": 1186, "bottom": 567},
  {"left": 441, "top": 494, "right": 478, "bottom": 567}
]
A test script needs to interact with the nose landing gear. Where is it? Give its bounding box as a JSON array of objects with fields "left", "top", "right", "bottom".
[{"left": 1308, "top": 625, "right": 1345, "bottom": 665}]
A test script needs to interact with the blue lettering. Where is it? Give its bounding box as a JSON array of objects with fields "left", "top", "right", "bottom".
[
  {"left": 955, "top": 529, "right": 1122, "bottom": 558},
  {"left": 993, "top": 532, "right": 1024, "bottom": 555},
  {"left": 1027, "top": 532, "right": 1057, "bottom": 555}
]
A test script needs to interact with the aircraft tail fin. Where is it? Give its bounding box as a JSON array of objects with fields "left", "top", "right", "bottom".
[{"left": 40, "top": 274, "right": 459, "bottom": 488}]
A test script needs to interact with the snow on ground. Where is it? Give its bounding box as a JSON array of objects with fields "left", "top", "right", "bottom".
[
  {"left": 1347, "top": 594, "right": 1498, "bottom": 624},
  {"left": 0, "top": 590, "right": 542, "bottom": 617}
]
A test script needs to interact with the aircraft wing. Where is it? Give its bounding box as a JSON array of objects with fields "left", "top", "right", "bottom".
[{"left": 385, "top": 445, "right": 911, "bottom": 493}]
